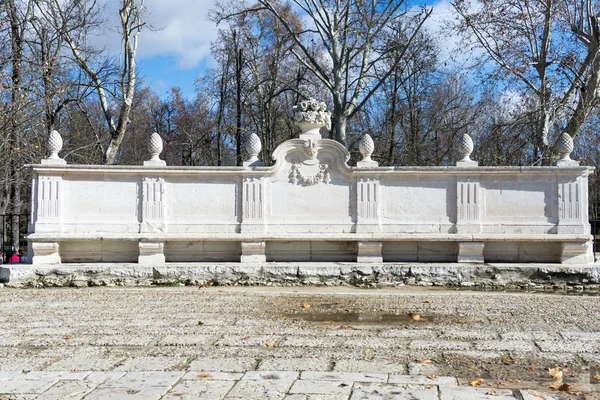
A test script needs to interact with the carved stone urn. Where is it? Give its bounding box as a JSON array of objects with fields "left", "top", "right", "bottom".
[{"left": 292, "top": 98, "right": 331, "bottom": 140}]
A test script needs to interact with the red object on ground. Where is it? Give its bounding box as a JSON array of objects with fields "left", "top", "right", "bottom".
[{"left": 9, "top": 254, "right": 20, "bottom": 263}]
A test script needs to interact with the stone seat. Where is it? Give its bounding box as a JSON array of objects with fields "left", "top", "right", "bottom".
[{"left": 27, "top": 232, "right": 593, "bottom": 265}]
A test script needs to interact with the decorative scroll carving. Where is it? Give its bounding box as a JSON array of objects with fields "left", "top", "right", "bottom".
[{"left": 289, "top": 161, "right": 331, "bottom": 186}]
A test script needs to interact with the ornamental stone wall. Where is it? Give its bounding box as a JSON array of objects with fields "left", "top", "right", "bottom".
[{"left": 26, "top": 99, "right": 594, "bottom": 266}]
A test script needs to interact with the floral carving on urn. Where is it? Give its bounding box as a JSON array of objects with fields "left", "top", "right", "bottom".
[{"left": 293, "top": 98, "right": 331, "bottom": 139}]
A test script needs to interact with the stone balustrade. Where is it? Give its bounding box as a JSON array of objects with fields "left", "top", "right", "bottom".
[{"left": 26, "top": 100, "right": 594, "bottom": 266}]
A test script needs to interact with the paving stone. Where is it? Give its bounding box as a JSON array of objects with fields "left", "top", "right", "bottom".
[
  {"left": 114, "top": 356, "right": 188, "bottom": 371},
  {"left": 162, "top": 380, "right": 235, "bottom": 400},
  {"left": 225, "top": 373, "right": 296, "bottom": 399},
  {"left": 45, "top": 355, "right": 125, "bottom": 371},
  {"left": 519, "top": 391, "right": 559, "bottom": 400},
  {"left": 188, "top": 358, "right": 258, "bottom": 372},
  {"left": 388, "top": 375, "right": 457, "bottom": 386},
  {"left": 281, "top": 337, "right": 342, "bottom": 348},
  {"left": 409, "top": 341, "right": 470, "bottom": 351},
  {"left": 216, "top": 335, "right": 283, "bottom": 347},
  {"left": 407, "top": 362, "right": 437, "bottom": 376},
  {"left": 536, "top": 340, "right": 598, "bottom": 353},
  {"left": 301, "top": 372, "right": 387, "bottom": 383},
  {"left": 284, "top": 395, "right": 346, "bottom": 400},
  {"left": 439, "top": 387, "right": 515, "bottom": 399},
  {"left": 288, "top": 380, "right": 353, "bottom": 396},
  {"left": 333, "top": 360, "right": 406, "bottom": 374},
  {"left": 82, "top": 386, "right": 172, "bottom": 400},
  {"left": 378, "top": 330, "right": 437, "bottom": 339},
  {"left": 258, "top": 358, "right": 331, "bottom": 371},
  {"left": 442, "top": 351, "right": 504, "bottom": 362},
  {"left": 33, "top": 380, "right": 98, "bottom": 400},
  {"left": 439, "top": 330, "right": 498, "bottom": 340},
  {"left": 474, "top": 341, "right": 536, "bottom": 352},
  {"left": 0, "top": 380, "right": 57, "bottom": 394},
  {"left": 90, "top": 335, "right": 155, "bottom": 346},
  {"left": 500, "top": 332, "right": 559, "bottom": 341},
  {"left": 342, "top": 338, "right": 406, "bottom": 349},
  {"left": 156, "top": 334, "right": 220, "bottom": 346},
  {"left": 560, "top": 331, "right": 600, "bottom": 341},
  {"left": 84, "top": 372, "right": 127, "bottom": 384},
  {"left": 0, "top": 357, "right": 54, "bottom": 371},
  {"left": 99, "top": 371, "right": 184, "bottom": 387},
  {"left": 182, "top": 371, "right": 244, "bottom": 380},
  {"left": 350, "top": 382, "right": 438, "bottom": 400}
]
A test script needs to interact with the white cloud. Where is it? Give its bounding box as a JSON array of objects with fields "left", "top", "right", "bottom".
[{"left": 89, "top": 0, "right": 219, "bottom": 69}]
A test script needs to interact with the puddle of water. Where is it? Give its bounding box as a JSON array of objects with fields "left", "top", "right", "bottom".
[{"left": 285, "top": 312, "right": 434, "bottom": 325}]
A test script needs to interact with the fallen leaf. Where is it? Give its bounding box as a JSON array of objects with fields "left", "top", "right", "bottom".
[
  {"left": 302, "top": 303, "right": 311, "bottom": 309},
  {"left": 197, "top": 321, "right": 204, "bottom": 326},
  {"left": 486, "top": 391, "right": 496, "bottom": 395},
  {"left": 338, "top": 325, "right": 356, "bottom": 330},
  {"left": 418, "top": 359, "right": 432, "bottom": 364},
  {"left": 125, "top": 389, "right": 140, "bottom": 394},
  {"left": 423, "top": 300, "right": 432, "bottom": 303},
  {"left": 197, "top": 373, "right": 212, "bottom": 378},
  {"left": 63, "top": 335, "right": 74, "bottom": 340},
  {"left": 427, "top": 375, "right": 437, "bottom": 380},
  {"left": 548, "top": 382, "right": 571, "bottom": 391},
  {"left": 594, "top": 374, "right": 600, "bottom": 380},
  {"left": 531, "top": 394, "right": 545, "bottom": 398},
  {"left": 266, "top": 342, "right": 277, "bottom": 348},
  {"left": 242, "top": 336, "right": 251, "bottom": 340},
  {"left": 471, "top": 378, "right": 484, "bottom": 387},
  {"left": 548, "top": 367, "right": 563, "bottom": 381},
  {"left": 408, "top": 312, "right": 421, "bottom": 321}
]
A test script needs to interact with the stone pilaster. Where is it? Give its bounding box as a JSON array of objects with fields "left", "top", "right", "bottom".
[
  {"left": 455, "top": 176, "right": 481, "bottom": 234},
  {"left": 34, "top": 174, "right": 63, "bottom": 233},
  {"left": 241, "top": 177, "right": 266, "bottom": 233},
  {"left": 140, "top": 177, "right": 166, "bottom": 233},
  {"left": 356, "top": 176, "right": 380, "bottom": 233}
]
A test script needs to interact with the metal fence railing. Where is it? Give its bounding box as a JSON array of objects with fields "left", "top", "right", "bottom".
[
  {"left": 591, "top": 220, "right": 600, "bottom": 255},
  {"left": 0, "top": 214, "right": 29, "bottom": 264}
]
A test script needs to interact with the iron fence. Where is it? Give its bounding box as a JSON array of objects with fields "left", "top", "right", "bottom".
[{"left": 0, "top": 214, "right": 29, "bottom": 264}]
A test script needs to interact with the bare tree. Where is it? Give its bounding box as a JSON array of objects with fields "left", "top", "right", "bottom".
[
  {"left": 215, "top": 0, "right": 432, "bottom": 145},
  {"left": 452, "top": 0, "right": 600, "bottom": 162},
  {"left": 36, "top": 0, "right": 145, "bottom": 164}
]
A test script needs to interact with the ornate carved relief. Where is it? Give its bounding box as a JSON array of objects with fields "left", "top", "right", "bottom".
[
  {"left": 304, "top": 139, "right": 318, "bottom": 159},
  {"left": 289, "top": 160, "right": 331, "bottom": 186}
]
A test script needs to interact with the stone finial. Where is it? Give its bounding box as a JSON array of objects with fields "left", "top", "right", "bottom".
[
  {"left": 293, "top": 98, "right": 331, "bottom": 140},
  {"left": 456, "top": 133, "right": 478, "bottom": 167},
  {"left": 41, "top": 130, "right": 66, "bottom": 165},
  {"left": 555, "top": 132, "right": 579, "bottom": 167},
  {"left": 243, "top": 133, "right": 264, "bottom": 167},
  {"left": 144, "top": 132, "right": 166, "bottom": 166},
  {"left": 357, "top": 133, "right": 378, "bottom": 168}
]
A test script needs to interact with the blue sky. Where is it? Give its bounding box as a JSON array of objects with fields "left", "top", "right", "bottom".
[{"left": 101, "top": 0, "right": 455, "bottom": 99}]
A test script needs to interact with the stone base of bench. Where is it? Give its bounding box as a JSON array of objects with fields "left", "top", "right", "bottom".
[{"left": 2, "top": 262, "right": 600, "bottom": 289}]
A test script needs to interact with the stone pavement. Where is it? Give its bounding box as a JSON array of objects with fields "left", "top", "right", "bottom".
[{"left": 0, "top": 286, "right": 599, "bottom": 399}]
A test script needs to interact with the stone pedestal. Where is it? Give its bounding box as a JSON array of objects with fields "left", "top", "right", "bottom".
[
  {"left": 31, "top": 242, "right": 61, "bottom": 264},
  {"left": 138, "top": 241, "right": 165, "bottom": 264},
  {"left": 241, "top": 241, "right": 266, "bottom": 263},
  {"left": 560, "top": 242, "right": 594, "bottom": 264},
  {"left": 357, "top": 241, "right": 383, "bottom": 263},
  {"left": 457, "top": 242, "right": 484, "bottom": 263}
]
